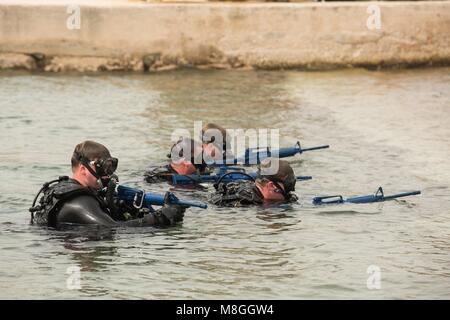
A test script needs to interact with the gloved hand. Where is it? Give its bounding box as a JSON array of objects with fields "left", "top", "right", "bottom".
[{"left": 157, "top": 192, "right": 186, "bottom": 226}]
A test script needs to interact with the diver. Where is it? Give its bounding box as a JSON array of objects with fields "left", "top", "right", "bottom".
[
  {"left": 30, "top": 140, "right": 185, "bottom": 230},
  {"left": 201, "top": 122, "right": 234, "bottom": 165},
  {"left": 144, "top": 137, "right": 209, "bottom": 183},
  {"left": 144, "top": 123, "right": 234, "bottom": 183},
  {"left": 209, "top": 159, "right": 298, "bottom": 207}
]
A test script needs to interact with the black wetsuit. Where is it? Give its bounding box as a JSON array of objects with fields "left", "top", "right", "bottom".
[
  {"left": 144, "top": 165, "right": 177, "bottom": 183},
  {"left": 144, "top": 164, "right": 210, "bottom": 184},
  {"left": 210, "top": 180, "right": 298, "bottom": 207},
  {"left": 31, "top": 178, "right": 184, "bottom": 230}
]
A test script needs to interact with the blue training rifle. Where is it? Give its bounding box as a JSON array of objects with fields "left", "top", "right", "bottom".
[
  {"left": 312, "top": 187, "right": 421, "bottom": 205},
  {"left": 170, "top": 166, "right": 312, "bottom": 185},
  {"left": 211, "top": 140, "right": 329, "bottom": 166},
  {"left": 117, "top": 185, "right": 208, "bottom": 209}
]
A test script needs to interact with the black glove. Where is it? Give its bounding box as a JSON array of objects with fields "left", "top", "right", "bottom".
[{"left": 156, "top": 192, "right": 186, "bottom": 226}]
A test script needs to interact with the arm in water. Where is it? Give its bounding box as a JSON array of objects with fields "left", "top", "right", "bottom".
[
  {"left": 56, "top": 193, "right": 185, "bottom": 229},
  {"left": 116, "top": 185, "right": 208, "bottom": 209}
]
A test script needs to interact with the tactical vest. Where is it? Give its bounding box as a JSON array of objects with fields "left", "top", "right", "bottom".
[
  {"left": 209, "top": 181, "right": 263, "bottom": 207},
  {"left": 144, "top": 164, "right": 209, "bottom": 183},
  {"left": 31, "top": 177, "right": 104, "bottom": 228},
  {"left": 144, "top": 165, "right": 175, "bottom": 183},
  {"left": 210, "top": 180, "right": 298, "bottom": 207}
]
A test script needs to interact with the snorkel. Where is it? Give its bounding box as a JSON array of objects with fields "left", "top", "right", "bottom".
[{"left": 78, "top": 155, "right": 119, "bottom": 190}]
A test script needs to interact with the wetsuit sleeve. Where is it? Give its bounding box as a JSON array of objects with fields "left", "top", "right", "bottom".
[
  {"left": 56, "top": 194, "right": 184, "bottom": 228},
  {"left": 56, "top": 195, "right": 117, "bottom": 228},
  {"left": 121, "top": 205, "right": 185, "bottom": 227}
]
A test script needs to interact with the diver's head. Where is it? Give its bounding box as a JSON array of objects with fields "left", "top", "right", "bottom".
[
  {"left": 169, "top": 137, "right": 204, "bottom": 175},
  {"left": 71, "top": 140, "right": 118, "bottom": 189},
  {"left": 256, "top": 159, "right": 296, "bottom": 201},
  {"left": 201, "top": 123, "right": 231, "bottom": 162}
]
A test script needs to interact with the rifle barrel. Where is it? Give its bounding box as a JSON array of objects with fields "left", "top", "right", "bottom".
[
  {"left": 299, "top": 145, "right": 330, "bottom": 153},
  {"left": 383, "top": 190, "right": 421, "bottom": 201}
]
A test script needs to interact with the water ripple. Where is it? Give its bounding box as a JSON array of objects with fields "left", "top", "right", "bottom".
[{"left": 0, "top": 68, "right": 449, "bottom": 299}]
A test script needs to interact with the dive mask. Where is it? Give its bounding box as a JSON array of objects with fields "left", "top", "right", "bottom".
[
  {"left": 257, "top": 169, "right": 296, "bottom": 198},
  {"left": 90, "top": 157, "right": 118, "bottom": 177},
  {"left": 79, "top": 156, "right": 118, "bottom": 188}
]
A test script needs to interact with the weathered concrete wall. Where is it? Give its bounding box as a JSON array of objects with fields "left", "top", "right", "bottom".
[{"left": 0, "top": 1, "right": 449, "bottom": 71}]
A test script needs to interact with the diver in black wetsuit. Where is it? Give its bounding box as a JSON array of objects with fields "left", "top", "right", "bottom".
[
  {"left": 144, "top": 123, "right": 234, "bottom": 184},
  {"left": 144, "top": 137, "right": 208, "bottom": 183},
  {"left": 30, "top": 141, "right": 185, "bottom": 230},
  {"left": 209, "top": 159, "right": 298, "bottom": 207}
]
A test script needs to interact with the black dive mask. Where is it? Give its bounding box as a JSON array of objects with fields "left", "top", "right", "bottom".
[
  {"left": 257, "top": 171, "right": 296, "bottom": 199},
  {"left": 92, "top": 157, "right": 118, "bottom": 177},
  {"left": 79, "top": 156, "right": 118, "bottom": 189},
  {"left": 275, "top": 180, "right": 290, "bottom": 198},
  {"left": 203, "top": 135, "right": 229, "bottom": 163}
]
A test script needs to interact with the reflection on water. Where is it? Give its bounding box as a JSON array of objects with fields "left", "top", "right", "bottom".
[{"left": 0, "top": 68, "right": 449, "bottom": 299}]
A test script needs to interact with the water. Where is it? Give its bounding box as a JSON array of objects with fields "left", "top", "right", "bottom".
[{"left": 0, "top": 67, "right": 449, "bottom": 299}]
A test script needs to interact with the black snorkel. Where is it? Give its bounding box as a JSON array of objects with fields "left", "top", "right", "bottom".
[
  {"left": 75, "top": 153, "right": 123, "bottom": 219},
  {"left": 202, "top": 135, "right": 231, "bottom": 167},
  {"left": 78, "top": 156, "right": 118, "bottom": 190}
]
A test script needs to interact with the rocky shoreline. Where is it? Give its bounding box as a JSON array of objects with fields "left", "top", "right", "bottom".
[
  {"left": 2, "top": 51, "right": 448, "bottom": 73},
  {"left": 1, "top": 2, "right": 449, "bottom": 72}
]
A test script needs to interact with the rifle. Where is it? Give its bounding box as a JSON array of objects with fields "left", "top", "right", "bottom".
[
  {"left": 170, "top": 166, "right": 312, "bottom": 185},
  {"left": 211, "top": 140, "right": 329, "bottom": 166},
  {"left": 312, "top": 187, "right": 421, "bottom": 205},
  {"left": 116, "top": 185, "right": 208, "bottom": 210}
]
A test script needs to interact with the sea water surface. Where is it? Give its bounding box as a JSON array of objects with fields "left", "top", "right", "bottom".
[{"left": 0, "top": 67, "right": 449, "bottom": 299}]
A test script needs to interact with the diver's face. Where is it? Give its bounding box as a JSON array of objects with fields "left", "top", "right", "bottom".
[
  {"left": 170, "top": 160, "right": 197, "bottom": 175},
  {"left": 256, "top": 180, "right": 286, "bottom": 201},
  {"left": 202, "top": 143, "right": 223, "bottom": 161}
]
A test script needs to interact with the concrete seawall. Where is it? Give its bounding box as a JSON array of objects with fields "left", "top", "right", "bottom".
[{"left": 1, "top": 1, "right": 449, "bottom": 72}]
